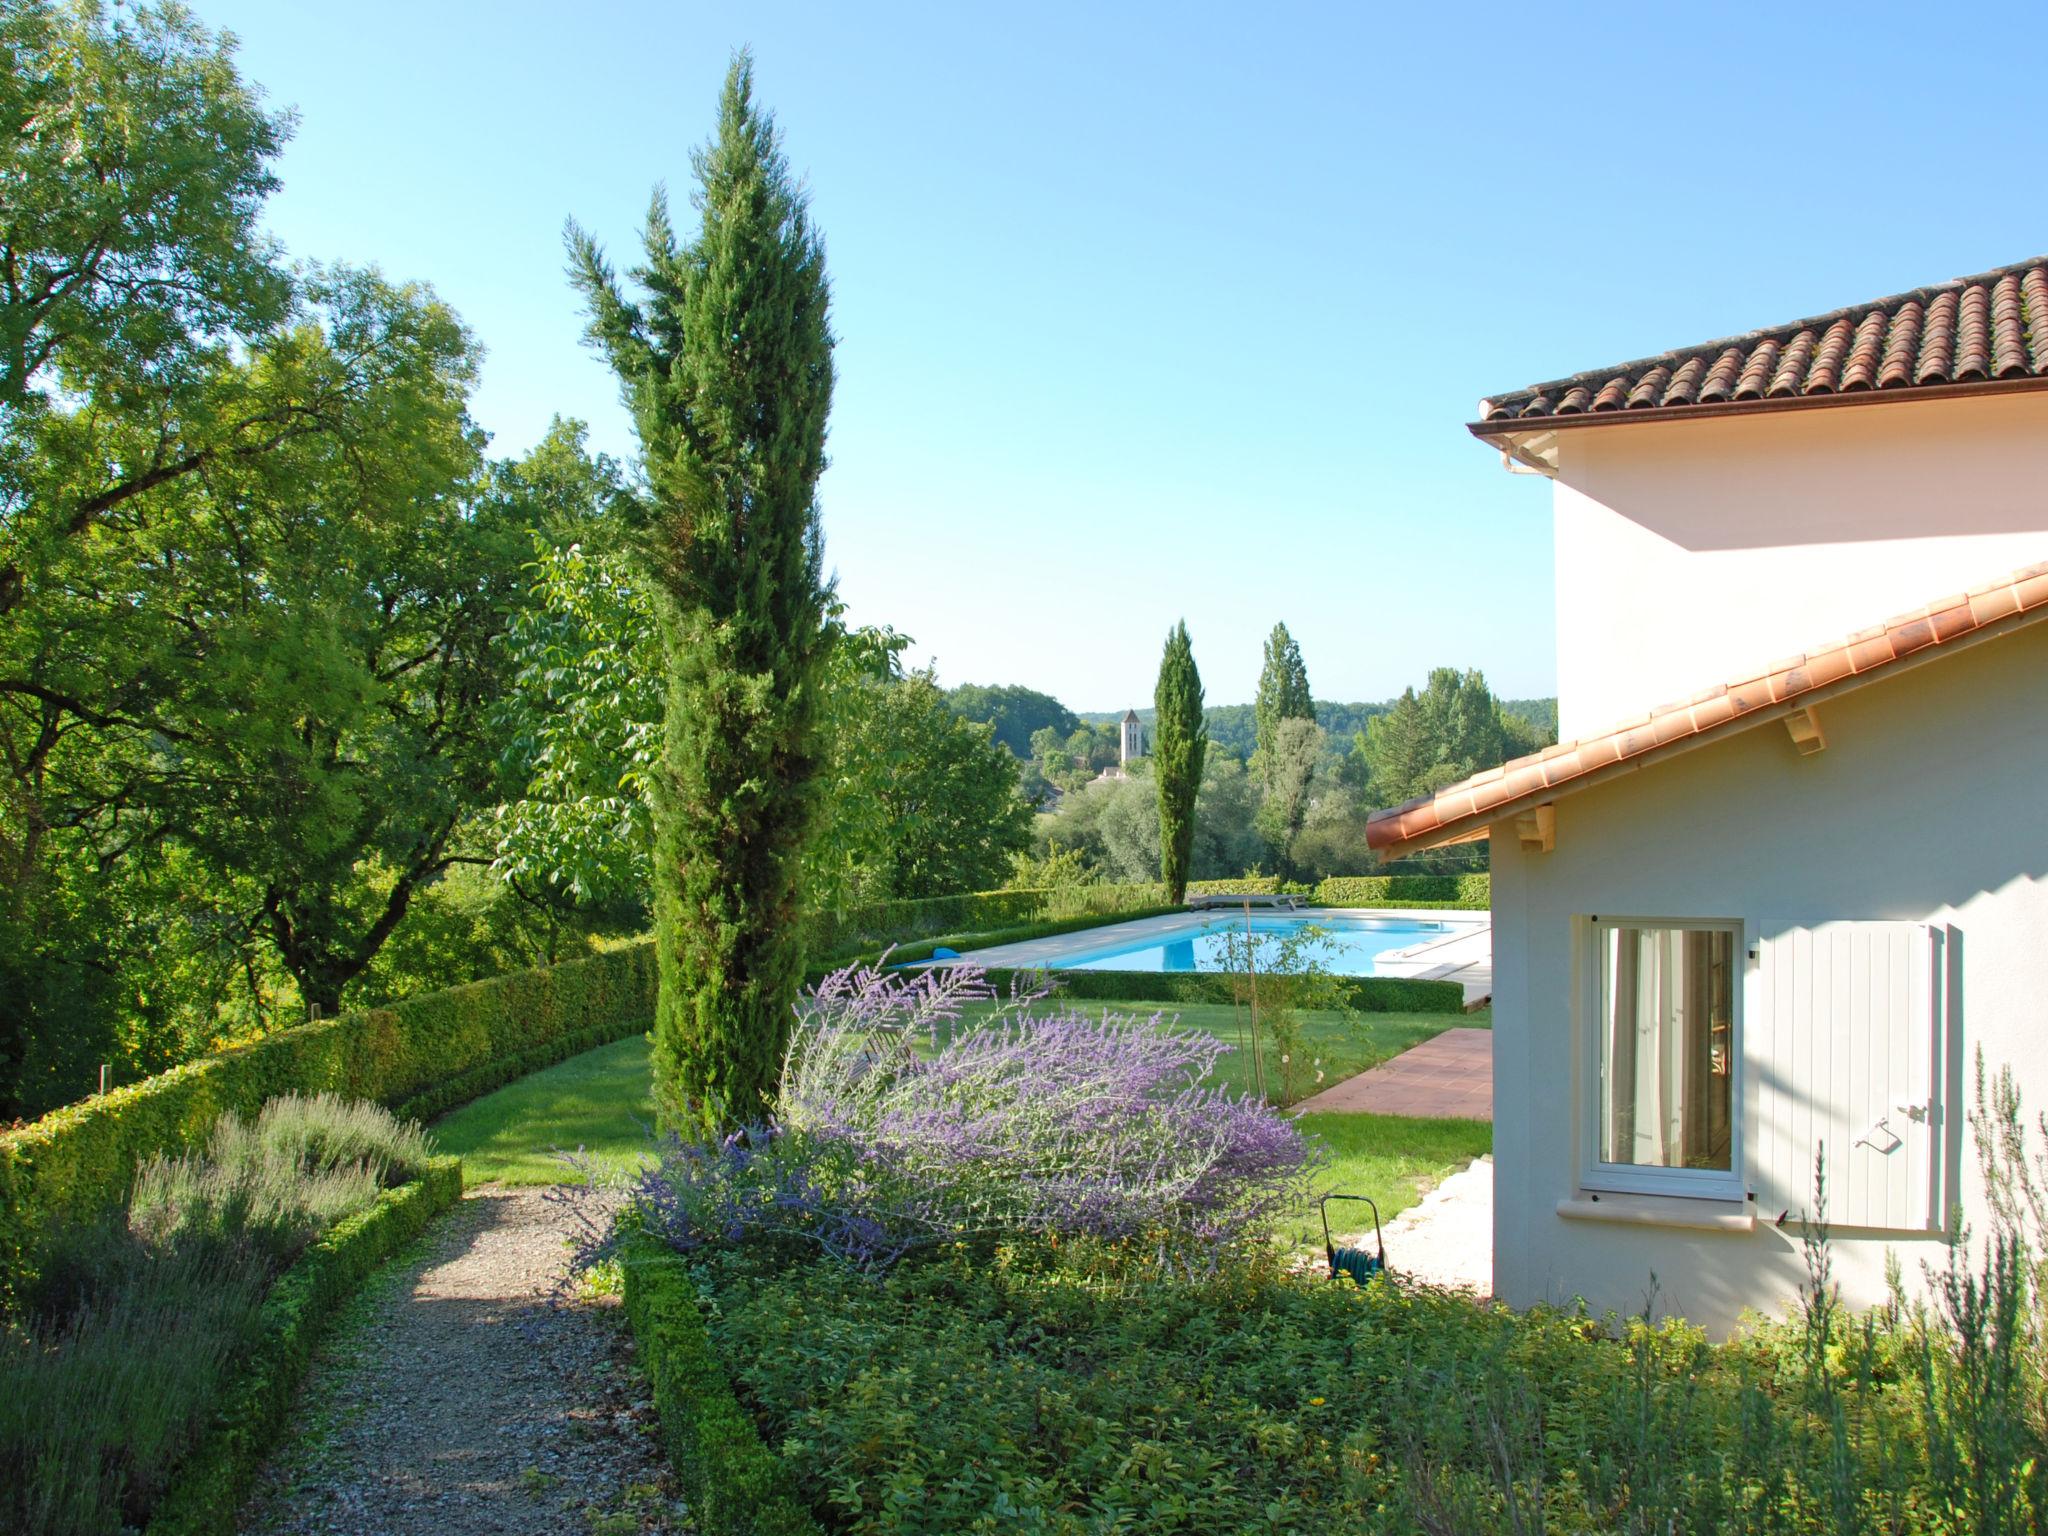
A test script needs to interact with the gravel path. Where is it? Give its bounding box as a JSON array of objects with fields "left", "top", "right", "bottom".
[{"left": 240, "top": 1186, "right": 691, "bottom": 1535}]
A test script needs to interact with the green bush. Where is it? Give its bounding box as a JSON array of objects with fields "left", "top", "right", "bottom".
[
  {"left": 0, "top": 943, "right": 654, "bottom": 1300},
  {"left": 622, "top": 1238, "right": 823, "bottom": 1536},
  {"left": 985, "top": 967, "right": 1466, "bottom": 1014},
  {"left": 1315, "top": 872, "right": 1489, "bottom": 908}
]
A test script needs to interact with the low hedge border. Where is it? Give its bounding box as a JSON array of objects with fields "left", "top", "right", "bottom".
[
  {"left": 622, "top": 1238, "right": 824, "bottom": 1536},
  {"left": 146, "top": 1154, "right": 465, "bottom": 1535},
  {"left": 1314, "top": 873, "right": 1489, "bottom": 908},
  {"left": 988, "top": 968, "right": 1468, "bottom": 1014}
]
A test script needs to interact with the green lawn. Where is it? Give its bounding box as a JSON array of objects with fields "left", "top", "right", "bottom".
[
  {"left": 1286, "top": 1109, "right": 1491, "bottom": 1246},
  {"left": 431, "top": 1034, "right": 660, "bottom": 1185},
  {"left": 432, "top": 1001, "right": 1493, "bottom": 1228}
]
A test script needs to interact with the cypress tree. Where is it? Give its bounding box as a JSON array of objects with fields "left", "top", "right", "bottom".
[
  {"left": 1153, "top": 621, "right": 1208, "bottom": 904},
  {"left": 1253, "top": 621, "right": 1316, "bottom": 772},
  {"left": 568, "top": 54, "right": 834, "bottom": 1131}
]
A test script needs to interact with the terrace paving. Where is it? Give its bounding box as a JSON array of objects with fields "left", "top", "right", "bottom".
[{"left": 1289, "top": 1027, "right": 1493, "bottom": 1120}]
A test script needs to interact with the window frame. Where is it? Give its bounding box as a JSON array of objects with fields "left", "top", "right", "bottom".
[{"left": 1579, "top": 915, "right": 1746, "bottom": 1203}]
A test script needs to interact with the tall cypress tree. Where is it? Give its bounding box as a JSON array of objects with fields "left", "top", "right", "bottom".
[
  {"left": 1153, "top": 621, "right": 1208, "bottom": 904},
  {"left": 1253, "top": 621, "right": 1316, "bottom": 773},
  {"left": 568, "top": 54, "right": 834, "bottom": 1131}
]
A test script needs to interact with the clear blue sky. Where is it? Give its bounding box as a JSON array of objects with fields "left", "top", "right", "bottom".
[{"left": 195, "top": 0, "right": 2047, "bottom": 711}]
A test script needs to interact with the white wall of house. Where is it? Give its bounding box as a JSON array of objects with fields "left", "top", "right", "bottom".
[
  {"left": 1489, "top": 620, "right": 2048, "bottom": 1336},
  {"left": 1549, "top": 391, "right": 2048, "bottom": 738}
]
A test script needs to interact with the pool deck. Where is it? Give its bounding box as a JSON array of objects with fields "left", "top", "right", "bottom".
[{"left": 935, "top": 907, "right": 1494, "bottom": 1006}]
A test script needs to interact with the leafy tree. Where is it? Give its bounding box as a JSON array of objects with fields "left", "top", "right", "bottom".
[
  {"left": 1, "top": 263, "right": 502, "bottom": 1111},
  {"left": 1152, "top": 621, "right": 1207, "bottom": 903},
  {"left": 1362, "top": 667, "right": 1526, "bottom": 804},
  {"left": 568, "top": 54, "right": 838, "bottom": 1129},
  {"left": 945, "top": 683, "right": 1077, "bottom": 759},
  {"left": 1253, "top": 622, "right": 1316, "bottom": 770},
  {"left": 1254, "top": 717, "right": 1325, "bottom": 876},
  {"left": 845, "top": 671, "right": 1032, "bottom": 899}
]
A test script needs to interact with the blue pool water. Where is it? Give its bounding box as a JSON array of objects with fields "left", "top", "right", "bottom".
[{"left": 1042, "top": 913, "right": 1467, "bottom": 976}]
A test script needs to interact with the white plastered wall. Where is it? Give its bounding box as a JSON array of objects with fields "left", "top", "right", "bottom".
[
  {"left": 1550, "top": 391, "right": 2048, "bottom": 739},
  {"left": 1490, "top": 621, "right": 2048, "bottom": 1337}
]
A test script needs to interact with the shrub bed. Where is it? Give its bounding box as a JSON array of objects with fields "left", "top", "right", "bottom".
[
  {"left": 805, "top": 884, "right": 1170, "bottom": 961},
  {"left": 0, "top": 943, "right": 654, "bottom": 1301},
  {"left": 147, "top": 1154, "right": 463, "bottom": 1535},
  {"left": 987, "top": 968, "right": 1467, "bottom": 1014},
  {"left": 673, "top": 1242, "right": 2031, "bottom": 1535},
  {"left": 1, "top": 1096, "right": 458, "bottom": 1535}
]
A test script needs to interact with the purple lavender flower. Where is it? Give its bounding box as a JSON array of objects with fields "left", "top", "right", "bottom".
[{"left": 598, "top": 959, "right": 1322, "bottom": 1274}]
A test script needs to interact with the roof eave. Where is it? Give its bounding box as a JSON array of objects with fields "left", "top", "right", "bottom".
[
  {"left": 1470, "top": 372, "right": 2048, "bottom": 469},
  {"left": 1366, "top": 594, "right": 2048, "bottom": 861}
]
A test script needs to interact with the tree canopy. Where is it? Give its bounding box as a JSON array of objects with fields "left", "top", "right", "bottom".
[{"left": 945, "top": 683, "right": 1077, "bottom": 759}]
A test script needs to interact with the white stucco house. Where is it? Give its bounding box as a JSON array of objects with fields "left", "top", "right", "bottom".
[{"left": 1367, "top": 255, "right": 2048, "bottom": 1335}]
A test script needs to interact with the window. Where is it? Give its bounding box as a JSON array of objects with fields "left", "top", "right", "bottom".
[{"left": 1585, "top": 920, "right": 1740, "bottom": 1198}]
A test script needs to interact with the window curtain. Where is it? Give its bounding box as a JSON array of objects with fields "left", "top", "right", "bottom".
[{"left": 1603, "top": 927, "right": 1731, "bottom": 1170}]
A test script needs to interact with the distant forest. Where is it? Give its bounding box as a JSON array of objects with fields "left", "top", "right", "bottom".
[{"left": 1073, "top": 696, "right": 1559, "bottom": 759}]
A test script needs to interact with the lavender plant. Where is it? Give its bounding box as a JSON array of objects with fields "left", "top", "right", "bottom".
[{"left": 597, "top": 960, "right": 1322, "bottom": 1275}]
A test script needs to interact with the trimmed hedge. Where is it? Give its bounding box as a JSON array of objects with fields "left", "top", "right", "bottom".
[
  {"left": 804, "top": 883, "right": 1169, "bottom": 961},
  {"left": 146, "top": 1154, "right": 465, "bottom": 1535},
  {"left": 986, "top": 967, "right": 1468, "bottom": 1014},
  {"left": 622, "top": 1238, "right": 824, "bottom": 1536},
  {"left": 0, "top": 943, "right": 656, "bottom": 1299},
  {"left": 1314, "top": 872, "right": 1490, "bottom": 908}
]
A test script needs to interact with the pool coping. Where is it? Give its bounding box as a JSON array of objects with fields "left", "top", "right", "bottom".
[{"left": 927, "top": 906, "right": 1489, "bottom": 974}]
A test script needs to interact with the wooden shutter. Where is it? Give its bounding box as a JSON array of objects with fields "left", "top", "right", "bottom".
[{"left": 1749, "top": 921, "right": 1942, "bottom": 1231}]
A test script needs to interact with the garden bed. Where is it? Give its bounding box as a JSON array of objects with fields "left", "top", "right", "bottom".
[
  {"left": 626, "top": 1240, "right": 2025, "bottom": 1535},
  {"left": 147, "top": 1155, "right": 463, "bottom": 1534}
]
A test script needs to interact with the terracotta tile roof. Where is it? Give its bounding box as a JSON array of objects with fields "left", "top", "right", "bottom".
[
  {"left": 1366, "top": 560, "right": 2048, "bottom": 859},
  {"left": 1476, "top": 256, "right": 2048, "bottom": 428}
]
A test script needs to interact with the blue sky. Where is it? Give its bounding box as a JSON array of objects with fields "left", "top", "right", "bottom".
[{"left": 195, "top": 1, "right": 2048, "bottom": 711}]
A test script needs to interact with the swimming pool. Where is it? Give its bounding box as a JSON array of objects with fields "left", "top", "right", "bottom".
[{"left": 1025, "top": 912, "right": 1472, "bottom": 976}]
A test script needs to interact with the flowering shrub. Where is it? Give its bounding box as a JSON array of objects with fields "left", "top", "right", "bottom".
[{"left": 601, "top": 961, "right": 1321, "bottom": 1273}]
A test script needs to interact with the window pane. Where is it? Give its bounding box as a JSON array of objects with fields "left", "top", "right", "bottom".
[{"left": 1599, "top": 927, "right": 1734, "bottom": 1172}]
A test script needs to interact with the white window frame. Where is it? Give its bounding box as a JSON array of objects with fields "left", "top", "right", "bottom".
[{"left": 1579, "top": 915, "right": 1746, "bottom": 1202}]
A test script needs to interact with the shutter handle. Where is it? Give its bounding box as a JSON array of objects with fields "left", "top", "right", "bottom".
[{"left": 1895, "top": 1101, "right": 1929, "bottom": 1124}]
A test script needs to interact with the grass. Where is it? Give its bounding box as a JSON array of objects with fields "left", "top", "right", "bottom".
[
  {"left": 432, "top": 1033, "right": 660, "bottom": 1185},
  {"left": 1286, "top": 1109, "right": 1491, "bottom": 1246}
]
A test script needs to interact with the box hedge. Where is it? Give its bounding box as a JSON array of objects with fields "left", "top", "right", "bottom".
[
  {"left": 0, "top": 944, "right": 655, "bottom": 1299},
  {"left": 985, "top": 967, "right": 1467, "bottom": 1014},
  {"left": 1314, "top": 872, "right": 1490, "bottom": 908},
  {"left": 622, "top": 1239, "right": 824, "bottom": 1536},
  {"left": 144, "top": 1155, "right": 464, "bottom": 1535}
]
